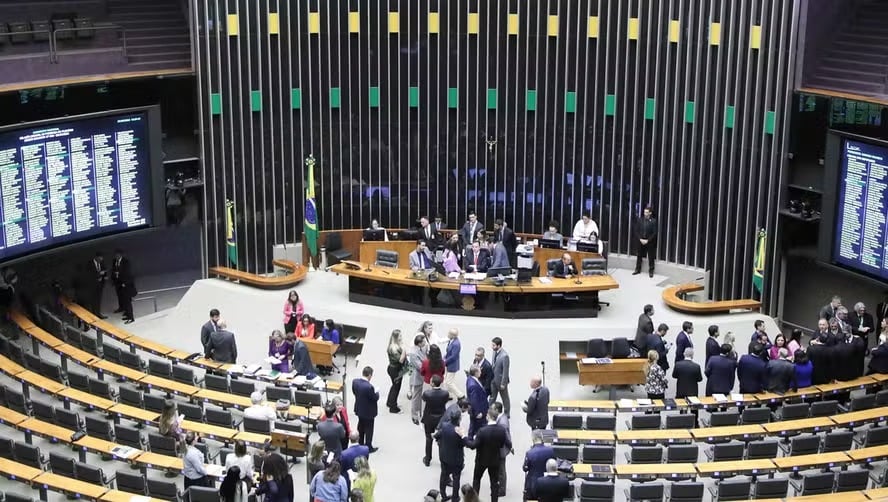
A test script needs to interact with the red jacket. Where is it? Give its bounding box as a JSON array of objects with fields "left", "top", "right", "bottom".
[
  {"left": 320, "top": 406, "right": 351, "bottom": 436},
  {"left": 420, "top": 359, "right": 445, "bottom": 384}
]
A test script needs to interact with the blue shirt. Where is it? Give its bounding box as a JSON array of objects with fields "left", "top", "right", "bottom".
[
  {"left": 182, "top": 446, "right": 206, "bottom": 480},
  {"left": 794, "top": 361, "right": 814, "bottom": 388},
  {"left": 310, "top": 472, "right": 348, "bottom": 502},
  {"left": 321, "top": 328, "right": 340, "bottom": 345},
  {"left": 340, "top": 444, "right": 369, "bottom": 473}
]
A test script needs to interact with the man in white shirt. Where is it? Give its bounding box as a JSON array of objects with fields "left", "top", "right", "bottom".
[
  {"left": 243, "top": 391, "right": 277, "bottom": 421},
  {"left": 572, "top": 213, "right": 599, "bottom": 241}
]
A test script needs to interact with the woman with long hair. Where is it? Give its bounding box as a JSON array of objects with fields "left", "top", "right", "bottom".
[
  {"left": 306, "top": 440, "right": 328, "bottom": 485},
  {"left": 309, "top": 460, "right": 348, "bottom": 502},
  {"left": 459, "top": 483, "right": 480, "bottom": 502},
  {"left": 268, "top": 330, "right": 293, "bottom": 373},
  {"left": 255, "top": 452, "right": 293, "bottom": 502},
  {"left": 643, "top": 350, "right": 667, "bottom": 400},
  {"left": 351, "top": 457, "right": 377, "bottom": 502},
  {"left": 417, "top": 321, "right": 442, "bottom": 353},
  {"left": 223, "top": 440, "right": 254, "bottom": 486},
  {"left": 794, "top": 349, "right": 814, "bottom": 388},
  {"left": 158, "top": 400, "right": 184, "bottom": 444},
  {"left": 219, "top": 466, "right": 249, "bottom": 502},
  {"left": 723, "top": 332, "right": 738, "bottom": 360},
  {"left": 787, "top": 329, "right": 803, "bottom": 355},
  {"left": 420, "top": 344, "right": 445, "bottom": 384},
  {"left": 442, "top": 235, "right": 462, "bottom": 274},
  {"left": 282, "top": 290, "right": 304, "bottom": 333},
  {"left": 386, "top": 330, "right": 407, "bottom": 413},
  {"left": 295, "top": 314, "right": 315, "bottom": 339},
  {"left": 769, "top": 334, "right": 787, "bottom": 361}
]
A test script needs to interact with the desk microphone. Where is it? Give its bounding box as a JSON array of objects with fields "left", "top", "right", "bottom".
[{"left": 380, "top": 269, "right": 390, "bottom": 275}]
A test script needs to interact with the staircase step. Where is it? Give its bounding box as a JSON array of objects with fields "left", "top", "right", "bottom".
[
  {"left": 833, "top": 39, "right": 887, "bottom": 52},
  {"left": 113, "top": 19, "right": 183, "bottom": 29},
  {"left": 128, "top": 52, "right": 190, "bottom": 63},
  {"left": 816, "top": 66, "right": 887, "bottom": 83},
  {"left": 127, "top": 35, "right": 191, "bottom": 46},
  {"left": 825, "top": 49, "right": 888, "bottom": 65},
  {"left": 818, "top": 57, "right": 888, "bottom": 73},
  {"left": 807, "top": 76, "right": 886, "bottom": 95},
  {"left": 126, "top": 42, "right": 191, "bottom": 54},
  {"left": 838, "top": 32, "right": 888, "bottom": 44},
  {"left": 127, "top": 59, "right": 192, "bottom": 69},
  {"left": 124, "top": 27, "right": 189, "bottom": 38}
]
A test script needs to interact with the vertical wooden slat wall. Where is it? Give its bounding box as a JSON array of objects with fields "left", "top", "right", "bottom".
[{"left": 194, "top": 0, "right": 797, "bottom": 306}]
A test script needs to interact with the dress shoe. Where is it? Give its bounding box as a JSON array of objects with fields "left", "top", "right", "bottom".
[
  {"left": 124, "top": 318, "right": 134, "bottom": 324},
  {"left": 412, "top": 417, "right": 419, "bottom": 425},
  {"left": 113, "top": 308, "right": 123, "bottom": 313},
  {"left": 369, "top": 447, "right": 379, "bottom": 453},
  {"left": 632, "top": 270, "right": 641, "bottom": 275},
  {"left": 98, "top": 314, "right": 108, "bottom": 320},
  {"left": 649, "top": 271, "right": 654, "bottom": 278},
  {"left": 422, "top": 457, "right": 430, "bottom": 467}
]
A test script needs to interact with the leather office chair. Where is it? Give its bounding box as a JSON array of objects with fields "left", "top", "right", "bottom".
[
  {"left": 375, "top": 250, "right": 399, "bottom": 268},
  {"left": 586, "top": 339, "right": 607, "bottom": 358},
  {"left": 324, "top": 232, "right": 353, "bottom": 265},
  {"left": 546, "top": 258, "right": 560, "bottom": 276},
  {"left": 581, "top": 257, "right": 607, "bottom": 276},
  {"left": 611, "top": 338, "right": 631, "bottom": 359}
]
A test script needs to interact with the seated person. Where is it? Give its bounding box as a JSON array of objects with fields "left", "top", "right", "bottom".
[
  {"left": 572, "top": 214, "right": 605, "bottom": 253},
  {"left": 408, "top": 240, "right": 435, "bottom": 272},
  {"left": 488, "top": 241, "right": 511, "bottom": 270},
  {"left": 365, "top": 219, "right": 388, "bottom": 241},
  {"left": 244, "top": 391, "right": 278, "bottom": 421},
  {"left": 442, "top": 238, "right": 462, "bottom": 274},
  {"left": 320, "top": 319, "right": 341, "bottom": 344},
  {"left": 295, "top": 314, "right": 315, "bottom": 339},
  {"left": 291, "top": 335, "right": 318, "bottom": 377},
  {"left": 464, "top": 241, "right": 490, "bottom": 273},
  {"left": 542, "top": 220, "right": 563, "bottom": 241},
  {"left": 552, "top": 253, "right": 578, "bottom": 278}
]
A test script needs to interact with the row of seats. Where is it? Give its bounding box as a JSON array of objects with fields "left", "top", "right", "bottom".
[{"left": 0, "top": 18, "right": 94, "bottom": 45}]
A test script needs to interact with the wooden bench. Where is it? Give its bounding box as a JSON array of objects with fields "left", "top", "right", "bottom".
[
  {"left": 209, "top": 258, "right": 307, "bottom": 289},
  {"left": 662, "top": 283, "right": 761, "bottom": 314}
]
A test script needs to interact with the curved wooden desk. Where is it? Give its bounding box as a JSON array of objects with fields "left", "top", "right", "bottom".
[
  {"left": 662, "top": 283, "right": 761, "bottom": 314},
  {"left": 209, "top": 258, "right": 307, "bottom": 289}
]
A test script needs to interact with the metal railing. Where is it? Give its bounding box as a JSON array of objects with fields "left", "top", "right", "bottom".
[
  {"left": 50, "top": 24, "right": 126, "bottom": 63},
  {"left": 4, "top": 29, "right": 53, "bottom": 53}
]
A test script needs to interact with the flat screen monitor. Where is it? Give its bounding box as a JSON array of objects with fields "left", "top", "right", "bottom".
[
  {"left": 399, "top": 229, "right": 419, "bottom": 241},
  {"left": 0, "top": 107, "right": 164, "bottom": 262},
  {"left": 577, "top": 241, "right": 599, "bottom": 253},
  {"left": 362, "top": 229, "right": 385, "bottom": 241},
  {"left": 486, "top": 267, "right": 512, "bottom": 278},
  {"left": 459, "top": 283, "right": 477, "bottom": 295},
  {"left": 539, "top": 238, "right": 562, "bottom": 249}
]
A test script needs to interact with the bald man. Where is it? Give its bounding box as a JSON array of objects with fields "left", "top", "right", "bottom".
[
  {"left": 523, "top": 376, "right": 549, "bottom": 430},
  {"left": 534, "top": 458, "right": 571, "bottom": 502}
]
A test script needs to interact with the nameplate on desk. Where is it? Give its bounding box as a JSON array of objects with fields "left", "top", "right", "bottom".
[
  {"left": 582, "top": 358, "right": 613, "bottom": 364},
  {"left": 687, "top": 397, "right": 701, "bottom": 405},
  {"left": 713, "top": 394, "right": 727, "bottom": 403}
]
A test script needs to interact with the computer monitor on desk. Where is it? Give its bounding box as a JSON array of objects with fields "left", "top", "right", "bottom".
[
  {"left": 576, "top": 241, "right": 598, "bottom": 253},
  {"left": 539, "top": 238, "right": 562, "bottom": 249},
  {"left": 362, "top": 228, "right": 385, "bottom": 241},
  {"left": 486, "top": 267, "right": 512, "bottom": 278}
]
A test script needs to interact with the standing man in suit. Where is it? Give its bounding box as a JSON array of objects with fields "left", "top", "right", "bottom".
[
  {"left": 672, "top": 347, "right": 703, "bottom": 425},
  {"left": 489, "top": 337, "right": 510, "bottom": 416},
  {"left": 473, "top": 348, "right": 493, "bottom": 396},
  {"left": 523, "top": 375, "right": 549, "bottom": 430},
  {"left": 419, "top": 216, "right": 441, "bottom": 248},
  {"left": 206, "top": 319, "right": 237, "bottom": 363},
  {"left": 436, "top": 411, "right": 466, "bottom": 502},
  {"left": 765, "top": 348, "right": 797, "bottom": 394},
  {"left": 352, "top": 366, "right": 380, "bottom": 452},
  {"left": 443, "top": 329, "right": 464, "bottom": 399},
  {"left": 339, "top": 432, "right": 370, "bottom": 493},
  {"left": 317, "top": 403, "right": 346, "bottom": 459},
  {"left": 111, "top": 249, "right": 136, "bottom": 324},
  {"left": 409, "top": 240, "right": 435, "bottom": 272},
  {"left": 674, "top": 321, "right": 694, "bottom": 365},
  {"left": 200, "top": 309, "right": 220, "bottom": 355},
  {"left": 738, "top": 344, "right": 768, "bottom": 394},
  {"left": 633, "top": 206, "right": 658, "bottom": 277},
  {"left": 523, "top": 431, "right": 555, "bottom": 500},
  {"left": 459, "top": 211, "right": 484, "bottom": 249},
  {"left": 408, "top": 335, "right": 428, "bottom": 425},
  {"left": 465, "top": 241, "right": 491, "bottom": 273},
  {"left": 466, "top": 365, "right": 488, "bottom": 439},
  {"left": 849, "top": 302, "right": 875, "bottom": 346},
  {"left": 491, "top": 402, "right": 512, "bottom": 497},
  {"left": 422, "top": 374, "right": 451, "bottom": 466},
  {"left": 705, "top": 325, "right": 721, "bottom": 367},
  {"left": 634, "top": 304, "right": 655, "bottom": 354},
  {"left": 492, "top": 219, "right": 518, "bottom": 267},
  {"left": 464, "top": 410, "right": 512, "bottom": 502},
  {"left": 534, "top": 459, "right": 571, "bottom": 502},
  {"left": 819, "top": 295, "right": 842, "bottom": 321},
  {"left": 646, "top": 323, "right": 670, "bottom": 372},
  {"left": 705, "top": 344, "right": 737, "bottom": 396},
  {"left": 88, "top": 252, "right": 108, "bottom": 319}
]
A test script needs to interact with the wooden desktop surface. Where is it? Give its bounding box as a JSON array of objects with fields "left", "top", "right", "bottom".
[
  {"left": 694, "top": 459, "right": 776, "bottom": 476},
  {"left": 689, "top": 425, "right": 765, "bottom": 441},
  {"left": 34, "top": 471, "right": 109, "bottom": 498},
  {"left": 0, "top": 457, "right": 43, "bottom": 481},
  {"left": 772, "top": 451, "right": 852, "bottom": 470},
  {"left": 661, "top": 283, "right": 761, "bottom": 314},
  {"left": 549, "top": 400, "right": 616, "bottom": 412},
  {"left": 553, "top": 430, "right": 616, "bottom": 443},
  {"left": 100, "top": 491, "right": 165, "bottom": 502},
  {"left": 616, "top": 429, "right": 693, "bottom": 443},
  {"left": 577, "top": 359, "right": 646, "bottom": 386},
  {"left": 613, "top": 463, "right": 697, "bottom": 479}
]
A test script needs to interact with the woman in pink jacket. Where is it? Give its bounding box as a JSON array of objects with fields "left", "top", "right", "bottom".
[{"left": 283, "top": 290, "right": 304, "bottom": 333}]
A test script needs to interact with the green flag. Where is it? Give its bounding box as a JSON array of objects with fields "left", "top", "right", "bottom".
[
  {"left": 752, "top": 229, "right": 766, "bottom": 293},
  {"left": 304, "top": 155, "right": 319, "bottom": 257},
  {"left": 225, "top": 199, "right": 237, "bottom": 266}
]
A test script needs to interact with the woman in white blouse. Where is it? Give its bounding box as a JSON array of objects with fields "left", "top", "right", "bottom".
[{"left": 223, "top": 440, "right": 254, "bottom": 486}]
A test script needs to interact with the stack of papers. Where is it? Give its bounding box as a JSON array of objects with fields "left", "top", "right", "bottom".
[
  {"left": 277, "top": 371, "right": 297, "bottom": 380},
  {"left": 244, "top": 364, "right": 262, "bottom": 375},
  {"left": 636, "top": 398, "right": 652, "bottom": 405},
  {"left": 227, "top": 365, "right": 245, "bottom": 374},
  {"left": 538, "top": 277, "right": 552, "bottom": 284},
  {"left": 464, "top": 272, "right": 486, "bottom": 281},
  {"left": 292, "top": 375, "right": 307, "bottom": 386},
  {"left": 564, "top": 352, "right": 578, "bottom": 359},
  {"left": 264, "top": 356, "right": 281, "bottom": 365},
  {"left": 110, "top": 445, "right": 139, "bottom": 459},
  {"left": 618, "top": 399, "right": 635, "bottom": 407},
  {"left": 687, "top": 396, "right": 702, "bottom": 405},
  {"left": 713, "top": 394, "right": 728, "bottom": 403},
  {"left": 730, "top": 393, "right": 745, "bottom": 401}
]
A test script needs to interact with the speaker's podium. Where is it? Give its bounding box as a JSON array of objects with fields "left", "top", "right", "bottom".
[
  {"left": 271, "top": 428, "right": 307, "bottom": 457},
  {"left": 302, "top": 338, "right": 338, "bottom": 367}
]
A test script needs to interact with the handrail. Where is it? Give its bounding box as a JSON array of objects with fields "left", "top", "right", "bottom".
[
  {"left": 662, "top": 283, "right": 761, "bottom": 314},
  {"left": 51, "top": 24, "right": 127, "bottom": 63},
  {"left": 5, "top": 29, "right": 53, "bottom": 55}
]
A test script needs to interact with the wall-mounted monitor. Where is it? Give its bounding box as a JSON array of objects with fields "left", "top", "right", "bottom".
[{"left": 0, "top": 106, "right": 165, "bottom": 262}]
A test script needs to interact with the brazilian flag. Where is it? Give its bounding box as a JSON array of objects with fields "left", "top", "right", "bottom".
[
  {"left": 752, "top": 229, "right": 766, "bottom": 294},
  {"left": 304, "top": 155, "right": 319, "bottom": 258},
  {"left": 225, "top": 199, "right": 237, "bottom": 266}
]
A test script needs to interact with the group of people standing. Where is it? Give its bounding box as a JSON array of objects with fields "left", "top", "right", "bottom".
[{"left": 84, "top": 249, "right": 136, "bottom": 323}]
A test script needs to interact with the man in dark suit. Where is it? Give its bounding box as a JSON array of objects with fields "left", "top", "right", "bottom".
[
  {"left": 819, "top": 295, "right": 841, "bottom": 320},
  {"left": 672, "top": 347, "right": 702, "bottom": 398},
  {"left": 705, "top": 325, "right": 721, "bottom": 367},
  {"left": 877, "top": 294, "right": 888, "bottom": 331},
  {"left": 340, "top": 431, "right": 370, "bottom": 493},
  {"left": 352, "top": 366, "right": 380, "bottom": 452},
  {"left": 317, "top": 403, "right": 346, "bottom": 459},
  {"left": 200, "top": 309, "right": 220, "bottom": 356},
  {"left": 646, "top": 323, "right": 670, "bottom": 372},
  {"left": 465, "top": 411, "right": 512, "bottom": 502},
  {"left": 849, "top": 302, "right": 875, "bottom": 344},
  {"left": 705, "top": 344, "right": 737, "bottom": 396},
  {"left": 634, "top": 304, "right": 655, "bottom": 354},
  {"left": 492, "top": 219, "right": 518, "bottom": 267},
  {"left": 422, "top": 374, "right": 451, "bottom": 466},
  {"left": 206, "top": 319, "right": 237, "bottom": 363},
  {"left": 552, "top": 253, "right": 578, "bottom": 278},
  {"left": 523, "top": 431, "right": 555, "bottom": 500},
  {"left": 419, "top": 216, "right": 442, "bottom": 248},
  {"left": 534, "top": 458, "right": 571, "bottom": 502},
  {"left": 291, "top": 337, "right": 317, "bottom": 376},
  {"left": 459, "top": 211, "right": 484, "bottom": 249},
  {"left": 674, "top": 321, "right": 694, "bottom": 365},
  {"left": 87, "top": 253, "right": 108, "bottom": 319},
  {"left": 489, "top": 337, "right": 510, "bottom": 417},
  {"left": 466, "top": 365, "right": 488, "bottom": 439},
  {"left": 473, "top": 348, "right": 493, "bottom": 395},
  {"left": 465, "top": 241, "right": 490, "bottom": 273},
  {"left": 111, "top": 249, "right": 136, "bottom": 323},
  {"left": 868, "top": 327, "right": 888, "bottom": 374},
  {"left": 523, "top": 376, "right": 549, "bottom": 430},
  {"left": 436, "top": 411, "right": 466, "bottom": 502},
  {"left": 765, "top": 348, "right": 797, "bottom": 394},
  {"left": 737, "top": 343, "right": 768, "bottom": 394},
  {"left": 633, "top": 206, "right": 658, "bottom": 277}
]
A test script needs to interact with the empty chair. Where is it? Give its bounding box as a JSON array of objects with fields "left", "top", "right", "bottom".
[
  {"left": 265, "top": 386, "right": 293, "bottom": 403},
  {"left": 809, "top": 399, "right": 839, "bottom": 417},
  {"left": 9, "top": 21, "right": 31, "bottom": 44},
  {"left": 705, "top": 442, "right": 745, "bottom": 462},
  {"left": 7, "top": 343, "right": 24, "bottom": 365},
  {"left": 707, "top": 411, "right": 740, "bottom": 427},
  {"left": 63, "top": 325, "right": 82, "bottom": 348},
  {"left": 664, "top": 414, "right": 696, "bottom": 429},
  {"left": 206, "top": 408, "right": 238, "bottom": 428},
  {"left": 821, "top": 430, "right": 854, "bottom": 453},
  {"left": 551, "top": 413, "right": 583, "bottom": 430},
  {"left": 745, "top": 440, "right": 778, "bottom": 460},
  {"left": 172, "top": 365, "right": 203, "bottom": 386},
  {"left": 584, "top": 413, "right": 616, "bottom": 431},
  {"left": 115, "top": 424, "right": 145, "bottom": 450},
  {"left": 143, "top": 394, "right": 166, "bottom": 413},
  {"left": 54, "top": 407, "right": 81, "bottom": 430},
  {"left": 242, "top": 416, "right": 273, "bottom": 435},
  {"left": 374, "top": 250, "right": 399, "bottom": 268},
  {"left": 118, "top": 387, "right": 143, "bottom": 408},
  {"left": 217, "top": 446, "right": 234, "bottom": 466},
  {"left": 147, "top": 433, "right": 178, "bottom": 457},
  {"left": 88, "top": 377, "right": 117, "bottom": 400},
  {"left": 0, "top": 438, "right": 13, "bottom": 459},
  {"left": 668, "top": 482, "right": 704, "bottom": 502},
  {"left": 708, "top": 479, "right": 751, "bottom": 501},
  {"left": 666, "top": 444, "right": 699, "bottom": 463},
  {"left": 625, "top": 482, "right": 664, "bottom": 502},
  {"left": 186, "top": 486, "right": 220, "bottom": 501},
  {"left": 24, "top": 351, "right": 41, "bottom": 372},
  {"left": 780, "top": 402, "right": 810, "bottom": 420},
  {"left": 115, "top": 470, "right": 146, "bottom": 495},
  {"left": 31, "top": 20, "right": 50, "bottom": 42},
  {"left": 551, "top": 444, "right": 578, "bottom": 462},
  {"left": 780, "top": 434, "right": 821, "bottom": 456},
  {"left": 14, "top": 442, "right": 46, "bottom": 469},
  {"left": 0, "top": 385, "right": 5, "bottom": 406},
  {"left": 859, "top": 425, "right": 888, "bottom": 447},
  {"left": 39, "top": 360, "right": 64, "bottom": 383},
  {"left": 178, "top": 402, "right": 203, "bottom": 422},
  {"left": 628, "top": 413, "right": 661, "bottom": 430},
  {"left": 753, "top": 477, "right": 788, "bottom": 499},
  {"left": 792, "top": 471, "right": 835, "bottom": 496},
  {"left": 229, "top": 379, "right": 255, "bottom": 397},
  {"left": 625, "top": 446, "right": 663, "bottom": 464},
  {"left": 586, "top": 339, "right": 607, "bottom": 358},
  {"left": 48, "top": 452, "right": 75, "bottom": 477},
  {"left": 3, "top": 493, "right": 35, "bottom": 502},
  {"left": 579, "top": 480, "right": 615, "bottom": 502},
  {"left": 324, "top": 232, "right": 353, "bottom": 265},
  {"left": 67, "top": 372, "right": 90, "bottom": 392},
  {"left": 611, "top": 338, "right": 631, "bottom": 359},
  {"left": 740, "top": 407, "right": 771, "bottom": 425},
  {"left": 292, "top": 390, "right": 323, "bottom": 407},
  {"left": 581, "top": 257, "right": 607, "bottom": 276},
  {"left": 841, "top": 393, "right": 875, "bottom": 413},
  {"left": 74, "top": 17, "right": 94, "bottom": 39},
  {"left": 876, "top": 389, "right": 888, "bottom": 407},
  {"left": 119, "top": 351, "right": 145, "bottom": 371},
  {"left": 581, "top": 445, "right": 615, "bottom": 464},
  {"left": 835, "top": 469, "right": 869, "bottom": 492},
  {"left": 146, "top": 478, "right": 181, "bottom": 501},
  {"left": 5, "top": 389, "right": 29, "bottom": 414},
  {"left": 75, "top": 461, "right": 113, "bottom": 486},
  {"left": 103, "top": 344, "right": 121, "bottom": 365},
  {"left": 31, "top": 401, "right": 55, "bottom": 423},
  {"left": 80, "top": 335, "right": 101, "bottom": 357},
  {"left": 204, "top": 373, "right": 229, "bottom": 392},
  {"left": 147, "top": 359, "right": 173, "bottom": 379},
  {"left": 85, "top": 416, "right": 114, "bottom": 441}
]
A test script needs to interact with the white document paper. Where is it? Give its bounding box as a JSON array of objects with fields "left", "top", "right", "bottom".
[
  {"left": 713, "top": 394, "right": 728, "bottom": 402},
  {"left": 730, "top": 393, "right": 744, "bottom": 401},
  {"left": 618, "top": 399, "right": 634, "bottom": 407},
  {"left": 687, "top": 396, "right": 702, "bottom": 405},
  {"left": 565, "top": 352, "right": 578, "bottom": 359},
  {"left": 636, "top": 399, "right": 652, "bottom": 405}
]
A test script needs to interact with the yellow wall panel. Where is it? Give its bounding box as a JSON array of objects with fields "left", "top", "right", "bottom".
[
  {"left": 669, "top": 20, "right": 680, "bottom": 43},
  {"left": 628, "top": 17, "right": 639, "bottom": 40},
  {"left": 349, "top": 12, "right": 360, "bottom": 33},
  {"left": 750, "top": 25, "right": 762, "bottom": 49},
  {"left": 548, "top": 15, "right": 558, "bottom": 37},
  {"left": 468, "top": 13, "right": 479, "bottom": 34},
  {"left": 268, "top": 13, "right": 279, "bottom": 35},
  {"left": 389, "top": 12, "right": 399, "bottom": 33},
  {"left": 710, "top": 22, "right": 721, "bottom": 45},
  {"left": 588, "top": 16, "right": 599, "bottom": 38},
  {"left": 308, "top": 12, "right": 320, "bottom": 34},
  {"left": 428, "top": 12, "right": 440, "bottom": 34},
  {"left": 227, "top": 14, "right": 238, "bottom": 36},
  {"left": 507, "top": 13, "right": 519, "bottom": 35}
]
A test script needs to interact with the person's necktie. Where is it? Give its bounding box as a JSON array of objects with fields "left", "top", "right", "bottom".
[
  {"left": 493, "top": 350, "right": 498, "bottom": 364},
  {"left": 474, "top": 255, "right": 478, "bottom": 268}
]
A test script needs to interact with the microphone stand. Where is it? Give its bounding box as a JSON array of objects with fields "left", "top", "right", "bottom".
[{"left": 540, "top": 361, "right": 546, "bottom": 387}]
